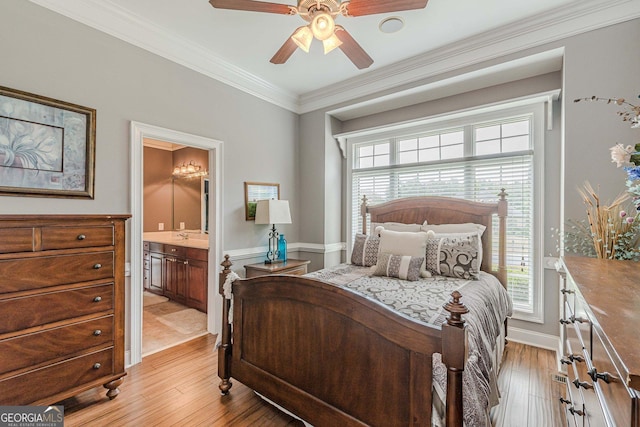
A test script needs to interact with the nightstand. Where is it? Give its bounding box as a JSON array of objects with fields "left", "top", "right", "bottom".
[{"left": 244, "top": 259, "right": 310, "bottom": 278}]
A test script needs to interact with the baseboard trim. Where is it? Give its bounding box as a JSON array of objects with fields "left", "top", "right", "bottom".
[{"left": 507, "top": 326, "right": 559, "bottom": 353}]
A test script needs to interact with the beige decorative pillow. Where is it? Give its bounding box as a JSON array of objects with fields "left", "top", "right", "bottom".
[
  {"left": 373, "top": 252, "right": 424, "bottom": 281},
  {"left": 369, "top": 221, "right": 422, "bottom": 235},
  {"left": 421, "top": 222, "right": 487, "bottom": 236},
  {"left": 351, "top": 234, "right": 380, "bottom": 267},
  {"left": 378, "top": 229, "right": 430, "bottom": 277}
]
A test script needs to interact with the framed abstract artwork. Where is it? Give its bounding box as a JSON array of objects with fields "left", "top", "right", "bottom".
[
  {"left": 244, "top": 181, "right": 279, "bottom": 220},
  {"left": 0, "top": 85, "right": 96, "bottom": 198}
]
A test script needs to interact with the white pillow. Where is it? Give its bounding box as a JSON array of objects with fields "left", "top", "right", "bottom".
[
  {"left": 370, "top": 222, "right": 422, "bottom": 235},
  {"left": 378, "top": 229, "right": 431, "bottom": 277},
  {"left": 421, "top": 221, "right": 487, "bottom": 236}
]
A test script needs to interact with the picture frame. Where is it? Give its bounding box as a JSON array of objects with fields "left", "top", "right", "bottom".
[
  {"left": 0, "top": 85, "right": 96, "bottom": 198},
  {"left": 244, "top": 181, "right": 279, "bottom": 220}
]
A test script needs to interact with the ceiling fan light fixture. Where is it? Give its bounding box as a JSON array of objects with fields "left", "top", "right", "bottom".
[
  {"left": 311, "top": 12, "right": 335, "bottom": 41},
  {"left": 291, "top": 26, "right": 313, "bottom": 53},
  {"left": 322, "top": 33, "right": 342, "bottom": 54}
]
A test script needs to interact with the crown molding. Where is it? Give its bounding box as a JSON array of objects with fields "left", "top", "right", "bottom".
[
  {"left": 299, "top": 0, "right": 640, "bottom": 113},
  {"left": 29, "top": 0, "right": 640, "bottom": 115},
  {"left": 28, "top": 0, "right": 300, "bottom": 112}
]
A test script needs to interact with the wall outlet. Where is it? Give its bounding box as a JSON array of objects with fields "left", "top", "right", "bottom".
[
  {"left": 158, "top": 223, "right": 164, "bottom": 231},
  {"left": 180, "top": 222, "right": 185, "bottom": 230}
]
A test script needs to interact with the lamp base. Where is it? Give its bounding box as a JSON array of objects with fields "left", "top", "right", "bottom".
[{"left": 264, "top": 259, "right": 285, "bottom": 265}]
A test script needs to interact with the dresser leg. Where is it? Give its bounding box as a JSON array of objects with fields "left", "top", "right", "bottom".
[{"left": 104, "top": 377, "right": 124, "bottom": 400}]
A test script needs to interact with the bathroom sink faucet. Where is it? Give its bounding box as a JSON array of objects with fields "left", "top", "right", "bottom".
[{"left": 177, "top": 232, "right": 189, "bottom": 240}]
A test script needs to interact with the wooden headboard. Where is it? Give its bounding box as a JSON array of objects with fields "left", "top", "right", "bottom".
[{"left": 361, "top": 190, "right": 508, "bottom": 287}]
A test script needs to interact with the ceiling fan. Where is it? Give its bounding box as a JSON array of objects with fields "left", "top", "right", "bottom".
[{"left": 208, "top": 0, "right": 429, "bottom": 69}]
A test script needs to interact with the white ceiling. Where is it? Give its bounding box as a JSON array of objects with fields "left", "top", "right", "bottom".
[{"left": 28, "top": 0, "right": 640, "bottom": 113}]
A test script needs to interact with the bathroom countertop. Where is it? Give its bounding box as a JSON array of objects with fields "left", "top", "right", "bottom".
[{"left": 143, "top": 232, "right": 209, "bottom": 250}]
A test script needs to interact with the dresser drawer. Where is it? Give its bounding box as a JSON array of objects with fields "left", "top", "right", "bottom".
[
  {"left": 592, "top": 325, "right": 634, "bottom": 426},
  {"left": 0, "top": 347, "right": 114, "bottom": 405},
  {"left": 0, "top": 316, "right": 113, "bottom": 375},
  {"left": 0, "top": 284, "right": 113, "bottom": 335},
  {"left": 41, "top": 226, "right": 114, "bottom": 250},
  {"left": 0, "top": 228, "right": 34, "bottom": 254},
  {"left": 0, "top": 252, "right": 114, "bottom": 293}
]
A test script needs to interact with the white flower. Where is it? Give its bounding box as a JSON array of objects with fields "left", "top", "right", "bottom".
[{"left": 610, "top": 143, "right": 635, "bottom": 167}]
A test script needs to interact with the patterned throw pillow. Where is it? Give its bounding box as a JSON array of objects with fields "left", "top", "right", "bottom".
[
  {"left": 373, "top": 252, "right": 424, "bottom": 281},
  {"left": 351, "top": 233, "right": 380, "bottom": 267},
  {"left": 425, "top": 233, "right": 481, "bottom": 280}
]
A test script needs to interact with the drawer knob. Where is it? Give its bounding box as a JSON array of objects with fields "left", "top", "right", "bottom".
[
  {"left": 94, "top": 263, "right": 102, "bottom": 269},
  {"left": 570, "top": 315, "right": 588, "bottom": 324},
  {"left": 568, "top": 354, "right": 584, "bottom": 363},
  {"left": 93, "top": 363, "right": 102, "bottom": 370},
  {"left": 560, "top": 288, "right": 574, "bottom": 295},
  {"left": 184, "top": 260, "right": 189, "bottom": 265},
  {"left": 77, "top": 234, "right": 86, "bottom": 240},
  {"left": 568, "top": 406, "right": 584, "bottom": 417},
  {"left": 171, "top": 248, "right": 177, "bottom": 252},
  {"left": 572, "top": 378, "right": 593, "bottom": 390},
  {"left": 93, "top": 329, "right": 102, "bottom": 336},
  {"left": 93, "top": 296, "right": 102, "bottom": 303},
  {"left": 587, "top": 367, "right": 619, "bottom": 384}
]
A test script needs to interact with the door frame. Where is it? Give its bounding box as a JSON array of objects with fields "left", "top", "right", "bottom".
[{"left": 129, "top": 121, "right": 224, "bottom": 366}]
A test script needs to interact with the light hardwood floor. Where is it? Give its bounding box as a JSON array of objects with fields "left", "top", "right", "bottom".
[{"left": 60, "top": 334, "right": 565, "bottom": 426}]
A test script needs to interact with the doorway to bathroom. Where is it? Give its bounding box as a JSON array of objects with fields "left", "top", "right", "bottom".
[
  {"left": 141, "top": 139, "right": 209, "bottom": 356},
  {"left": 129, "top": 121, "right": 223, "bottom": 366}
]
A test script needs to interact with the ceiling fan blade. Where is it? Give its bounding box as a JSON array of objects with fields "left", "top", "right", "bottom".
[
  {"left": 270, "top": 30, "right": 300, "bottom": 64},
  {"left": 209, "top": 0, "right": 293, "bottom": 15},
  {"left": 335, "top": 26, "right": 373, "bottom": 70},
  {"left": 344, "top": 0, "right": 428, "bottom": 17}
]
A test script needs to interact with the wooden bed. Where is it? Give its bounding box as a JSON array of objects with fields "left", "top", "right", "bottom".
[{"left": 218, "top": 191, "right": 508, "bottom": 427}]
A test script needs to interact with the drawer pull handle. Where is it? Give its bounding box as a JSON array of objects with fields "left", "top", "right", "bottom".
[
  {"left": 570, "top": 315, "right": 588, "bottom": 324},
  {"left": 572, "top": 378, "right": 593, "bottom": 390},
  {"left": 93, "top": 296, "right": 102, "bottom": 303},
  {"left": 568, "top": 406, "right": 584, "bottom": 417},
  {"left": 93, "top": 363, "right": 102, "bottom": 370},
  {"left": 560, "top": 357, "right": 572, "bottom": 365},
  {"left": 93, "top": 330, "right": 102, "bottom": 336},
  {"left": 183, "top": 260, "right": 189, "bottom": 265},
  {"left": 568, "top": 354, "right": 584, "bottom": 363},
  {"left": 587, "top": 368, "right": 619, "bottom": 384},
  {"left": 559, "top": 397, "right": 571, "bottom": 405},
  {"left": 94, "top": 263, "right": 102, "bottom": 269},
  {"left": 171, "top": 248, "right": 177, "bottom": 252},
  {"left": 77, "top": 234, "right": 86, "bottom": 240},
  {"left": 560, "top": 288, "right": 575, "bottom": 295},
  {"left": 559, "top": 318, "right": 572, "bottom": 325}
]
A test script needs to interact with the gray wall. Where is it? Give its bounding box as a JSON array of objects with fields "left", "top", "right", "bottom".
[
  {"left": 298, "top": 18, "right": 640, "bottom": 338},
  {"left": 0, "top": 0, "right": 300, "bottom": 253}
]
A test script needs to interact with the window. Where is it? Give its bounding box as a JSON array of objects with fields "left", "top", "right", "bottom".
[{"left": 347, "top": 104, "right": 545, "bottom": 321}]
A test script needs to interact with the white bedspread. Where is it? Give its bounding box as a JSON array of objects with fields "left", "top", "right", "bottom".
[{"left": 305, "top": 264, "right": 512, "bottom": 427}]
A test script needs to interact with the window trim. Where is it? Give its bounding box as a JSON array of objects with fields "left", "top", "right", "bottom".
[{"left": 344, "top": 101, "right": 546, "bottom": 324}]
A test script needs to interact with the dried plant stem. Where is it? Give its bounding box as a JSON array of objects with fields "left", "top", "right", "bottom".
[{"left": 577, "top": 181, "right": 631, "bottom": 259}]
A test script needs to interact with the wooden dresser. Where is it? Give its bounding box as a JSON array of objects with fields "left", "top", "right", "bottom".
[
  {"left": 0, "top": 214, "right": 130, "bottom": 405},
  {"left": 557, "top": 256, "right": 640, "bottom": 426}
]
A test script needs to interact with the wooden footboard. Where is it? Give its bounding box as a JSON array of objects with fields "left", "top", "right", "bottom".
[{"left": 218, "top": 256, "right": 468, "bottom": 427}]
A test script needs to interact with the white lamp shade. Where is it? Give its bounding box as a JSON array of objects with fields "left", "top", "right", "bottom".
[{"left": 255, "top": 199, "right": 292, "bottom": 225}]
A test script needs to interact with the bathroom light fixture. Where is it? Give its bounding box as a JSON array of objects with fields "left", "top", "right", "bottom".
[{"left": 172, "top": 161, "right": 208, "bottom": 179}]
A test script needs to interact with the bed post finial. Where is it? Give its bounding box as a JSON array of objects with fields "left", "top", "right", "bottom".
[
  {"left": 218, "top": 254, "right": 233, "bottom": 395},
  {"left": 444, "top": 290, "right": 469, "bottom": 327},
  {"left": 361, "top": 195, "right": 368, "bottom": 234},
  {"left": 442, "top": 291, "right": 468, "bottom": 427}
]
